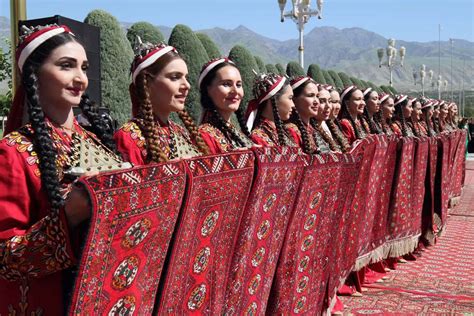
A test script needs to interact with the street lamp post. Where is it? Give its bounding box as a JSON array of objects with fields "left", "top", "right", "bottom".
[
  {"left": 412, "top": 64, "right": 429, "bottom": 97},
  {"left": 377, "top": 39, "right": 406, "bottom": 87},
  {"left": 278, "top": 0, "right": 324, "bottom": 68}
]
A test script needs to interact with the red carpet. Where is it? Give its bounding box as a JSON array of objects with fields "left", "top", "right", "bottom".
[{"left": 341, "top": 161, "right": 474, "bottom": 315}]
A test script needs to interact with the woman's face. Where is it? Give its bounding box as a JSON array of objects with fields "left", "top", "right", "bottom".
[
  {"left": 439, "top": 104, "right": 449, "bottom": 119},
  {"left": 382, "top": 97, "right": 395, "bottom": 120},
  {"left": 366, "top": 91, "right": 380, "bottom": 115},
  {"left": 275, "top": 85, "right": 295, "bottom": 121},
  {"left": 293, "top": 82, "right": 319, "bottom": 122},
  {"left": 37, "top": 41, "right": 89, "bottom": 110},
  {"left": 449, "top": 104, "right": 458, "bottom": 117},
  {"left": 207, "top": 65, "right": 244, "bottom": 118},
  {"left": 330, "top": 90, "right": 341, "bottom": 119},
  {"left": 411, "top": 101, "right": 422, "bottom": 121},
  {"left": 148, "top": 58, "right": 190, "bottom": 117},
  {"left": 346, "top": 89, "right": 365, "bottom": 116},
  {"left": 424, "top": 107, "right": 433, "bottom": 120},
  {"left": 433, "top": 108, "right": 440, "bottom": 118},
  {"left": 315, "top": 89, "right": 332, "bottom": 122},
  {"left": 402, "top": 100, "right": 413, "bottom": 119}
]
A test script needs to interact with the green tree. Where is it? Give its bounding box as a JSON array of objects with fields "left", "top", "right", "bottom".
[
  {"left": 196, "top": 33, "right": 221, "bottom": 59},
  {"left": 322, "top": 69, "right": 336, "bottom": 86},
  {"left": 328, "top": 70, "right": 344, "bottom": 90},
  {"left": 307, "top": 64, "right": 326, "bottom": 84},
  {"left": 367, "top": 81, "right": 381, "bottom": 93},
  {"left": 286, "top": 61, "right": 305, "bottom": 77},
  {"left": 338, "top": 72, "right": 354, "bottom": 87},
  {"left": 387, "top": 86, "right": 398, "bottom": 95},
  {"left": 380, "top": 85, "right": 392, "bottom": 94},
  {"left": 126, "top": 21, "right": 165, "bottom": 48},
  {"left": 254, "top": 55, "right": 266, "bottom": 73},
  {"left": 0, "top": 40, "right": 12, "bottom": 117},
  {"left": 168, "top": 24, "right": 210, "bottom": 122},
  {"left": 275, "top": 63, "right": 285, "bottom": 75},
  {"left": 228, "top": 45, "right": 259, "bottom": 114},
  {"left": 350, "top": 77, "right": 364, "bottom": 89},
  {"left": 265, "top": 64, "right": 278, "bottom": 73},
  {"left": 85, "top": 10, "right": 134, "bottom": 125}
]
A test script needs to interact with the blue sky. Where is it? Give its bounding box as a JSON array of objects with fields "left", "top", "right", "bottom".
[{"left": 2, "top": 0, "right": 473, "bottom": 42}]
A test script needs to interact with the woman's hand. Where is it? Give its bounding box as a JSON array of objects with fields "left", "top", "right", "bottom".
[{"left": 64, "top": 171, "right": 98, "bottom": 229}]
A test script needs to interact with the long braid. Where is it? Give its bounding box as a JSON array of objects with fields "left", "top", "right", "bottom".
[
  {"left": 290, "top": 110, "right": 312, "bottom": 154},
  {"left": 363, "top": 109, "right": 381, "bottom": 134},
  {"left": 235, "top": 107, "right": 251, "bottom": 137},
  {"left": 177, "top": 110, "right": 210, "bottom": 155},
  {"left": 134, "top": 75, "right": 167, "bottom": 163},
  {"left": 78, "top": 94, "right": 117, "bottom": 152},
  {"left": 327, "top": 119, "right": 350, "bottom": 152},
  {"left": 310, "top": 118, "right": 339, "bottom": 152},
  {"left": 271, "top": 97, "right": 287, "bottom": 146},
  {"left": 395, "top": 105, "right": 409, "bottom": 137},
  {"left": 23, "top": 65, "right": 64, "bottom": 210},
  {"left": 347, "top": 114, "right": 362, "bottom": 140}
]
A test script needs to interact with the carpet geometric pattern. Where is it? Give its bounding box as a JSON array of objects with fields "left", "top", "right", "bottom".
[{"left": 342, "top": 161, "right": 474, "bottom": 315}]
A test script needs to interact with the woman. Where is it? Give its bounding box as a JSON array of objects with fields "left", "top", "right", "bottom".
[
  {"left": 432, "top": 100, "right": 441, "bottom": 134},
  {"left": 327, "top": 88, "right": 351, "bottom": 153},
  {"left": 197, "top": 57, "right": 254, "bottom": 154},
  {"left": 284, "top": 76, "right": 319, "bottom": 154},
  {"left": 362, "top": 88, "right": 382, "bottom": 134},
  {"left": 408, "top": 98, "right": 426, "bottom": 137},
  {"left": 437, "top": 100, "right": 450, "bottom": 133},
  {"left": 378, "top": 93, "right": 396, "bottom": 135},
  {"left": 246, "top": 73, "right": 298, "bottom": 147},
  {"left": 391, "top": 95, "right": 414, "bottom": 137},
  {"left": 447, "top": 102, "right": 458, "bottom": 131},
  {"left": 114, "top": 41, "right": 209, "bottom": 165},
  {"left": 0, "top": 24, "right": 125, "bottom": 315},
  {"left": 338, "top": 86, "right": 370, "bottom": 145},
  {"left": 420, "top": 99, "right": 436, "bottom": 136}
]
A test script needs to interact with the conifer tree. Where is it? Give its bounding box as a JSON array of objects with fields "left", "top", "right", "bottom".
[
  {"left": 307, "top": 64, "right": 326, "bottom": 84},
  {"left": 338, "top": 72, "right": 354, "bottom": 87},
  {"left": 275, "top": 63, "right": 285, "bottom": 75},
  {"left": 265, "top": 64, "right": 278, "bottom": 73},
  {"left": 322, "top": 69, "right": 336, "bottom": 86},
  {"left": 196, "top": 33, "right": 221, "bottom": 59},
  {"left": 286, "top": 61, "right": 305, "bottom": 77},
  {"left": 126, "top": 21, "right": 165, "bottom": 48},
  {"left": 254, "top": 56, "right": 266, "bottom": 73},
  {"left": 85, "top": 9, "right": 134, "bottom": 125},
  {"left": 168, "top": 24, "right": 210, "bottom": 122},
  {"left": 328, "top": 70, "right": 344, "bottom": 90}
]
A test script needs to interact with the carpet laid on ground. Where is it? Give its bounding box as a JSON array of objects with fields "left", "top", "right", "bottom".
[{"left": 341, "top": 161, "right": 474, "bottom": 315}]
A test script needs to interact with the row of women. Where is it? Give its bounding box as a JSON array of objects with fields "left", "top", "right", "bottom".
[{"left": 0, "top": 24, "right": 464, "bottom": 315}]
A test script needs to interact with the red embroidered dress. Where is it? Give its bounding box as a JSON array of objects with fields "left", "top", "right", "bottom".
[
  {"left": 285, "top": 122, "right": 318, "bottom": 153},
  {"left": 339, "top": 118, "right": 368, "bottom": 145},
  {"left": 0, "top": 120, "right": 102, "bottom": 315},
  {"left": 250, "top": 118, "right": 298, "bottom": 147},
  {"left": 114, "top": 119, "right": 201, "bottom": 165},
  {"left": 198, "top": 119, "right": 254, "bottom": 154}
]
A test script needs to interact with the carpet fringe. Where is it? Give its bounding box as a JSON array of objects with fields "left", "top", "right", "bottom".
[{"left": 386, "top": 234, "right": 421, "bottom": 258}]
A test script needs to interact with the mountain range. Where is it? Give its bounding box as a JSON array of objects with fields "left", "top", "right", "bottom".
[{"left": 1, "top": 16, "right": 473, "bottom": 92}]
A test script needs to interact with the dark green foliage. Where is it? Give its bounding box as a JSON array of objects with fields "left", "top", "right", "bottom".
[
  {"left": 328, "top": 70, "right": 344, "bottom": 90},
  {"left": 388, "top": 86, "right": 398, "bottom": 94},
  {"left": 196, "top": 33, "right": 221, "bottom": 59},
  {"left": 367, "top": 81, "right": 381, "bottom": 93},
  {"left": 0, "top": 41, "right": 12, "bottom": 117},
  {"left": 350, "top": 77, "right": 364, "bottom": 89},
  {"left": 85, "top": 10, "right": 134, "bottom": 125},
  {"left": 228, "top": 45, "right": 259, "bottom": 114},
  {"left": 338, "top": 72, "right": 354, "bottom": 87},
  {"left": 322, "top": 70, "right": 336, "bottom": 86},
  {"left": 275, "top": 63, "right": 285, "bottom": 75},
  {"left": 286, "top": 61, "right": 305, "bottom": 77},
  {"left": 380, "top": 85, "right": 392, "bottom": 94},
  {"left": 254, "top": 56, "right": 266, "bottom": 73},
  {"left": 307, "top": 64, "right": 326, "bottom": 84},
  {"left": 168, "top": 24, "right": 210, "bottom": 122},
  {"left": 126, "top": 21, "right": 165, "bottom": 48},
  {"left": 265, "top": 64, "right": 278, "bottom": 73}
]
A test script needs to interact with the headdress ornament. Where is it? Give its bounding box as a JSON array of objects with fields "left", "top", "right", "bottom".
[
  {"left": 394, "top": 94, "right": 408, "bottom": 107},
  {"left": 17, "top": 24, "right": 74, "bottom": 72},
  {"left": 245, "top": 72, "right": 286, "bottom": 130},
  {"left": 131, "top": 36, "right": 177, "bottom": 84},
  {"left": 198, "top": 57, "right": 235, "bottom": 88}
]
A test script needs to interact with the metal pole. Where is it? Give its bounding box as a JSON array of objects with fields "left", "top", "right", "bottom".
[
  {"left": 298, "top": 24, "right": 304, "bottom": 68},
  {"left": 438, "top": 24, "right": 441, "bottom": 80},
  {"left": 421, "top": 80, "right": 424, "bottom": 97},
  {"left": 450, "top": 38, "right": 453, "bottom": 101},
  {"left": 10, "top": 0, "right": 27, "bottom": 94},
  {"left": 389, "top": 66, "right": 393, "bottom": 87}
]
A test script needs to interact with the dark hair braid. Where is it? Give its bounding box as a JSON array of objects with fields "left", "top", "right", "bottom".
[
  {"left": 23, "top": 65, "right": 64, "bottom": 210},
  {"left": 134, "top": 75, "right": 168, "bottom": 163},
  {"left": 270, "top": 97, "right": 288, "bottom": 146},
  {"left": 200, "top": 92, "right": 248, "bottom": 147},
  {"left": 177, "top": 110, "right": 210, "bottom": 155},
  {"left": 327, "top": 119, "right": 350, "bottom": 152},
  {"left": 394, "top": 104, "right": 409, "bottom": 137},
  {"left": 290, "top": 110, "right": 312, "bottom": 154},
  {"left": 363, "top": 109, "right": 381, "bottom": 134},
  {"left": 310, "top": 118, "right": 340, "bottom": 152},
  {"left": 235, "top": 106, "right": 251, "bottom": 137},
  {"left": 78, "top": 94, "right": 117, "bottom": 151}
]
